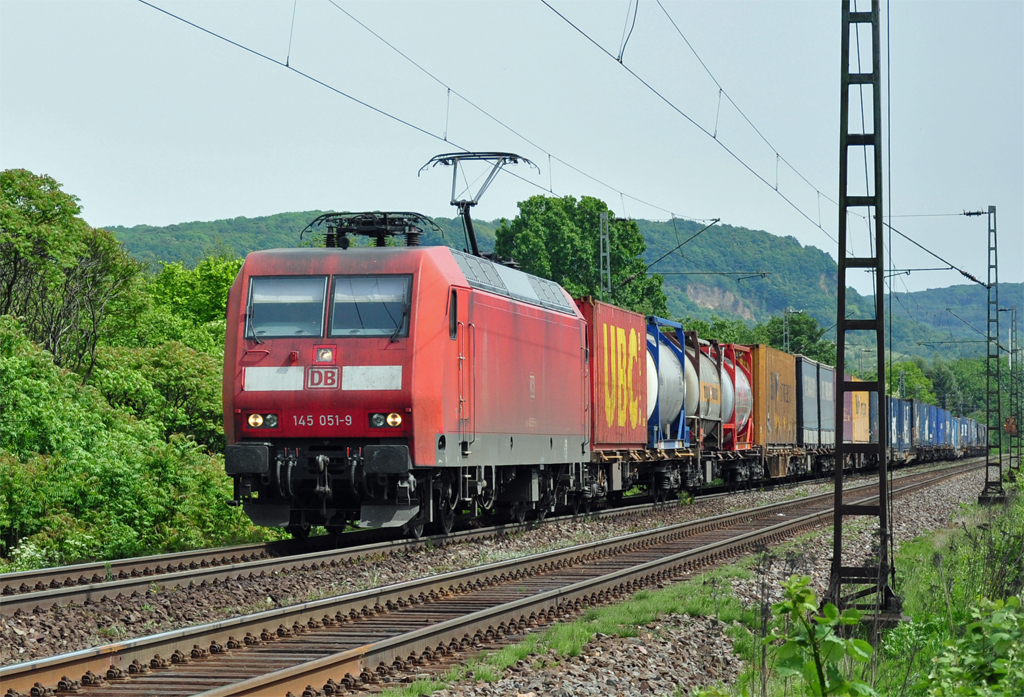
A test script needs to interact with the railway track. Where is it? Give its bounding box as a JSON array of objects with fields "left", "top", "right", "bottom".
[
  {"left": 0, "top": 498, "right": 670, "bottom": 617},
  {"left": 0, "top": 457, "right": 984, "bottom": 617},
  {"left": 1, "top": 459, "right": 983, "bottom": 697},
  {"left": 0, "top": 457, "right": 980, "bottom": 616}
]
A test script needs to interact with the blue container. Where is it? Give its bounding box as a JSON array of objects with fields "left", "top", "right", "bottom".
[
  {"left": 928, "top": 406, "right": 939, "bottom": 447},
  {"left": 912, "top": 400, "right": 925, "bottom": 448},
  {"left": 869, "top": 391, "right": 880, "bottom": 444},
  {"left": 887, "top": 396, "right": 899, "bottom": 450},
  {"left": 900, "top": 399, "right": 912, "bottom": 453},
  {"left": 795, "top": 357, "right": 820, "bottom": 447}
]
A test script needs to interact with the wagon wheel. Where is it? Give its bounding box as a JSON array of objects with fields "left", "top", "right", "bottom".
[
  {"left": 511, "top": 503, "right": 527, "bottom": 525},
  {"left": 436, "top": 476, "right": 458, "bottom": 536},
  {"left": 405, "top": 521, "right": 426, "bottom": 540},
  {"left": 286, "top": 522, "right": 310, "bottom": 540},
  {"left": 571, "top": 494, "right": 582, "bottom": 516}
]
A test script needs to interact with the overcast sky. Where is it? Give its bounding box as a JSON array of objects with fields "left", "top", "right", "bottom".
[{"left": 1, "top": 0, "right": 1021, "bottom": 297}]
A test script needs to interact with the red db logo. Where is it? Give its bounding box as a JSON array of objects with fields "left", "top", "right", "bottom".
[{"left": 306, "top": 366, "right": 339, "bottom": 389}]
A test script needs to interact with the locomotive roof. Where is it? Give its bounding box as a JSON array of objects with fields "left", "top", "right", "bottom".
[{"left": 242, "top": 246, "right": 577, "bottom": 316}]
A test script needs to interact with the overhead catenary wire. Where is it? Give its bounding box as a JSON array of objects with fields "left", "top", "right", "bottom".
[
  {"left": 657, "top": 271, "right": 770, "bottom": 277},
  {"left": 615, "top": 218, "right": 720, "bottom": 290},
  {"left": 139, "top": 0, "right": 709, "bottom": 225},
  {"left": 285, "top": 0, "right": 298, "bottom": 67},
  {"left": 541, "top": 0, "right": 844, "bottom": 250},
  {"left": 325, "top": 1, "right": 708, "bottom": 223},
  {"left": 882, "top": 221, "right": 986, "bottom": 288},
  {"left": 617, "top": 0, "right": 639, "bottom": 62},
  {"left": 655, "top": 1, "right": 845, "bottom": 214}
]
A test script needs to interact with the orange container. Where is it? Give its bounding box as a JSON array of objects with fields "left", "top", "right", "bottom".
[{"left": 751, "top": 345, "right": 797, "bottom": 446}]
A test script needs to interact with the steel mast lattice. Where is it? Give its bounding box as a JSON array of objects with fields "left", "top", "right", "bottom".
[
  {"left": 979, "top": 206, "right": 1006, "bottom": 503},
  {"left": 829, "top": 0, "right": 899, "bottom": 615}
]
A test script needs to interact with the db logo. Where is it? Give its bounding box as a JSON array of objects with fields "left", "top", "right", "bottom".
[{"left": 306, "top": 366, "right": 339, "bottom": 389}]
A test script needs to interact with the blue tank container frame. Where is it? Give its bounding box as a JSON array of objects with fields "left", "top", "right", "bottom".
[{"left": 646, "top": 317, "right": 690, "bottom": 450}]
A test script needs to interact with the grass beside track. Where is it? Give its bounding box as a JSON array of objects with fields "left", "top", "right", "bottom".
[{"left": 377, "top": 465, "right": 1019, "bottom": 697}]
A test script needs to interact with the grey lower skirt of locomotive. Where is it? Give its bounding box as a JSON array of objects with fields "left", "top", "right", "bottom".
[{"left": 225, "top": 438, "right": 617, "bottom": 537}]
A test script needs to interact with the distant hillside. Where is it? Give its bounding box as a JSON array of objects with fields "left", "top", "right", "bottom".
[
  {"left": 106, "top": 211, "right": 1020, "bottom": 362},
  {"left": 106, "top": 212, "right": 498, "bottom": 270}
]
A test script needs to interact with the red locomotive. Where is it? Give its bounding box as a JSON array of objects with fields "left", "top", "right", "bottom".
[{"left": 224, "top": 212, "right": 597, "bottom": 537}]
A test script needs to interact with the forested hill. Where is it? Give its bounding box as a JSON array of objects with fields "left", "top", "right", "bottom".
[
  {"left": 106, "top": 212, "right": 498, "bottom": 270},
  {"left": 107, "top": 211, "right": 1021, "bottom": 361}
]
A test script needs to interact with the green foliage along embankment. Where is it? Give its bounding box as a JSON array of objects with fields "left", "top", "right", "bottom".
[
  {"left": 0, "top": 316, "right": 262, "bottom": 570},
  {"left": 1, "top": 170, "right": 271, "bottom": 571}
]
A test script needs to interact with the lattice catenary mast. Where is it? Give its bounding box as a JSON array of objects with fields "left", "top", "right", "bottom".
[{"left": 829, "top": 0, "right": 899, "bottom": 615}]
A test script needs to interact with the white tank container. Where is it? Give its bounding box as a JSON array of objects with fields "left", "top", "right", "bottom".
[
  {"left": 684, "top": 349, "right": 722, "bottom": 421},
  {"left": 646, "top": 337, "right": 685, "bottom": 432},
  {"left": 726, "top": 358, "right": 753, "bottom": 431}
]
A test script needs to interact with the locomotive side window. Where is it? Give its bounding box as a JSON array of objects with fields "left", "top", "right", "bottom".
[
  {"left": 330, "top": 275, "right": 412, "bottom": 338},
  {"left": 247, "top": 276, "right": 327, "bottom": 338},
  {"left": 449, "top": 289, "right": 457, "bottom": 340}
]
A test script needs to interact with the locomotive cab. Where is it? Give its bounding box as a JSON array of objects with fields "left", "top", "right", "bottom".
[
  {"left": 223, "top": 219, "right": 590, "bottom": 538},
  {"left": 223, "top": 241, "right": 450, "bottom": 537}
]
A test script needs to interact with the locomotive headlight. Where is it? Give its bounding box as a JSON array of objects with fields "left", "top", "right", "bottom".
[
  {"left": 387, "top": 412, "right": 402, "bottom": 427},
  {"left": 247, "top": 413, "right": 264, "bottom": 428},
  {"left": 264, "top": 414, "right": 278, "bottom": 428},
  {"left": 369, "top": 413, "right": 387, "bottom": 428},
  {"left": 316, "top": 347, "right": 334, "bottom": 363}
]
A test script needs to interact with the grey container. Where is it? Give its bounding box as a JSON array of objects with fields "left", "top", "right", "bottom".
[
  {"left": 795, "top": 356, "right": 820, "bottom": 447},
  {"left": 817, "top": 363, "right": 836, "bottom": 447}
]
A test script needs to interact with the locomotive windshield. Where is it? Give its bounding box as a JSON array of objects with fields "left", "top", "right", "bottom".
[
  {"left": 247, "top": 276, "right": 327, "bottom": 338},
  {"left": 330, "top": 275, "right": 411, "bottom": 338}
]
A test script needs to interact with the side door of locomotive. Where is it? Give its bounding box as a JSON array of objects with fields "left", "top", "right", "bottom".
[{"left": 450, "top": 286, "right": 475, "bottom": 456}]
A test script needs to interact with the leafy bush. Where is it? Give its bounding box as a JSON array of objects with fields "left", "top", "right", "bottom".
[
  {"left": 90, "top": 342, "right": 224, "bottom": 452},
  {"left": 0, "top": 316, "right": 266, "bottom": 569},
  {"left": 918, "top": 596, "right": 1024, "bottom": 696}
]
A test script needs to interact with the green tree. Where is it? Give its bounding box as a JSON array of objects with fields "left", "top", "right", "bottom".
[
  {"left": 763, "top": 313, "right": 837, "bottom": 365},
  {"left": 495, "top": 195, "right": 668, "bottom": 316},
  {"left": 0, "top": 169, "right": 143, "bottom": 376},
  {"left": 147, "top": 254, "right": 243, "bottom": 324},
  {"left": 682, "top": 315, "right": 768, "bottom": 345},
  {"left": 0, "top": 316, "right": 265, "bottom": 566},
  {"left": 884, "top": 360, "right": 938, "bottom": 403}
]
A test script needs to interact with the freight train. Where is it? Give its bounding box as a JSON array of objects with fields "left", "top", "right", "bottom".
[{"left": 222, "top": 212, "right": 987, "bottom": 538}]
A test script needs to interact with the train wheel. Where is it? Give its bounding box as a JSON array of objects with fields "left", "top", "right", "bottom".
[
  {"left": 511, "top": 503, "right": 527, "bottom": 525},
  {"left": 406, "top": 522, "right": 426, "bottom": 540},
  {"left": 286, "top": 523, "right": 310, "bottom": 540},
  {"left": 435, "top": 475, "right": 458, "bottom": 535},
  {"left": 438, "top": 497, "right": 456, "bottom": 535},
  {"left": 571, "top": 494, "right": 582, "bottom": 516}
]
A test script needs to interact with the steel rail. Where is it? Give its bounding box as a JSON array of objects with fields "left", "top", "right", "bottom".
[
  {"left": 194, "top": 459, "right": 983, "bottom": 697},
  {"left": 1, "top": 460, "right": 981, "bottom": 695},
  {"left": 2, "top": 453, "right": 975, "bottom": 604},
  {"left": 0, "top": 501, "right": 675, "bottom": 617},
  {"left": 1, "top": 456, "right": 981, "bottom": 615}
]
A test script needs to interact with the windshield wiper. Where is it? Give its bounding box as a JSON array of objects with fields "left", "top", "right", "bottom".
[{"left": 390, "top": 307, "right": 408, "bottom": 343}]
